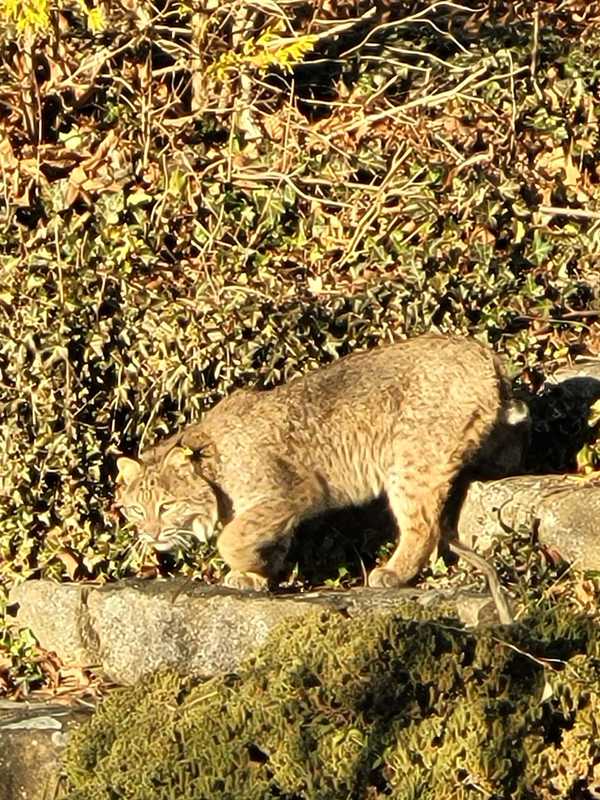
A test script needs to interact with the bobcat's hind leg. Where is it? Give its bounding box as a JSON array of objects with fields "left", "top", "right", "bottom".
[
  {"left": 218, "top": 497, "right": 301, "bottom": 591},
  {"left": 368, "top": 472, "right": 452, "bottom": 589}
]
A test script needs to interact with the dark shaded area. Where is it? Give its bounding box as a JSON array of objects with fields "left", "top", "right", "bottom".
[
  {"left": 525, "top": 377, "right": 600, "bottom": 473},
  {"left": 289, "top": 496, "right": 394, "bottom": 587}
]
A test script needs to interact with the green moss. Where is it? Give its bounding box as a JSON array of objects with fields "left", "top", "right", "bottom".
[{"left": 62, "top": 603, "right": 600, "bottom": 800}]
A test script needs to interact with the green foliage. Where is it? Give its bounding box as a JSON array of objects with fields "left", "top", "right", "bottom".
[
  {"left": 0, "top": 606, "right": 45, "bottom": 692},
  {"left": 577, "top": 399, "right": 600, "bottom": 474},
  {"left": 209, "top": 27, "right": 318, "bottom": 80},
  {"left": 0, "top": 0, "right": 52, "bottom": 33},
  {"left": 0, "top": 0, "right": 105, "bottom": 34},
  {"left": 62, "top": 602, "right": 600, "bottom": 800}
]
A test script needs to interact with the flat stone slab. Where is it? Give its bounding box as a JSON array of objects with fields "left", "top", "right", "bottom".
[
  {"left": 0, "top": 700, "right": 91, "bottom": 800},
  {"left": 8, "top": 580, "right": 503, "bottom": 685}
]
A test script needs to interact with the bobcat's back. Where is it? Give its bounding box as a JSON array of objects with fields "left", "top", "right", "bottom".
[{"left": 199, "top": 335, "right": 518, "bottom": 509}]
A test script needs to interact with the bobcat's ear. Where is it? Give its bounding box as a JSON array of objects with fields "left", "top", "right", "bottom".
[
  {"left": 179, "top": 428, "right": 213, "bottom": 459},
  {"left": 161, "top": 446, "right": 194, "bottom": 474},
  {"left": 116, "top": 457, "right": 143, "bottom": 485}
]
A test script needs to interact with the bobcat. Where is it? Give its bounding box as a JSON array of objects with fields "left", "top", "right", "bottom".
[{"left": 116, "top": 335, "right": 528, "bottom": 608}]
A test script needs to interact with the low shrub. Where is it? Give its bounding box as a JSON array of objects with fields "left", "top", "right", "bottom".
[{"left": 62, "top": 600, "right": 600, "bottom": 800}]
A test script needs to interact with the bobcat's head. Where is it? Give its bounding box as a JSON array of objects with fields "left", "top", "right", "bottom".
[{"left": 115, "top": 447, "right": 219, "bottom": 551}]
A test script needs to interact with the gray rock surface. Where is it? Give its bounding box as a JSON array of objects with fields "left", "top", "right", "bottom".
[
  {"left": 0, "top": 700, "right": 91, "bottom": 800},
  {"left": 548, "top": 357, "right": 600, "bottom": 388},
  {"left": 8, "top": 579, "right": 503, "bottom": 685},
  {"left": 459, "top": 473, "right": 600, "bottom": 569},
  {"left": 457, "top": 356, "right": 600, "bottom": 564}
]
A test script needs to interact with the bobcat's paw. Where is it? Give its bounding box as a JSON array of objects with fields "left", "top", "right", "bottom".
[
  {"left": 224, "top": 570, "right": 270, "bottom": 592},
  {"left": 368, "top": 567, "right": 403, "bottom": 589}
]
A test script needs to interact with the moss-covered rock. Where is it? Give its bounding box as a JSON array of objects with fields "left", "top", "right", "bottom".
[{"left": 62, "top": 602, "right": 600, "bottom": 800}]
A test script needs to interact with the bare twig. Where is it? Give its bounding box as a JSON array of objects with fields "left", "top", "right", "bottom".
[
  {"left": 340, "top": 2, "right": 483, "bottom": 60},
  {"left": 538, "top": 205, "right": 600, "bottom": 221},
  {"left": 334, "top": 65, "right": 528, "bottom": 135},
  {"left": 530, "top": 4, "right": 543, "bottom": 100},
  {"left": 450, "top": 540, "right": 513, "bottom": 625}
]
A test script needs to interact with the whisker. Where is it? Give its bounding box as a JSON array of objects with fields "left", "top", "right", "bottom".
[
  {"left": 173, "top": 532, "right": 192, "bottom": 550},
  {"left": 122, "top": 537, "right": 143, "bottom": 558}
]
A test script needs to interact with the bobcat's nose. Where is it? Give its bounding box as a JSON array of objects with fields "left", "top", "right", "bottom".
[
  {"left": 137, "top": 521, "right": 172, "bottom": 550},
  {"left": 138, "top": 520, "right": 159, "bottom": 537}
]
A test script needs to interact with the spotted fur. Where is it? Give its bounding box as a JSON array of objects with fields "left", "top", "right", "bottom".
[{"left": 115, "top": 335, "right": 529, "bottom": 590}]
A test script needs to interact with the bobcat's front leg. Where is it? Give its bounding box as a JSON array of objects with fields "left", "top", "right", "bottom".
[
  {"left": 368, "top": 472, "right": 451, "bottom": 588},
  {"left": 218, "top": 498, "right": 300, "bottom": 591}
]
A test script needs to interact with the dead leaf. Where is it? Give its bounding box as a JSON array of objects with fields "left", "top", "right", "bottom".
[{"left": 54, "top": 548, "right": 82, "bottom": 579}]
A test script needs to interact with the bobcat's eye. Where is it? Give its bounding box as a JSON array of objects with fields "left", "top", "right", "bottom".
[
  {"left": 126, "top": 505, "right": 146, "bottom": 520},
  {"left": 157, "top": 501, "right": 178, "bottom": 515}
]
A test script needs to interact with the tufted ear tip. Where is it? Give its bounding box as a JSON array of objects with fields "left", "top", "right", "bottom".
[
  {"left": 116, "top": 456, "right": 143, "bottom": 484},
  {"left": 179, "top": 428, "right": 213, "bottom": 458}
]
